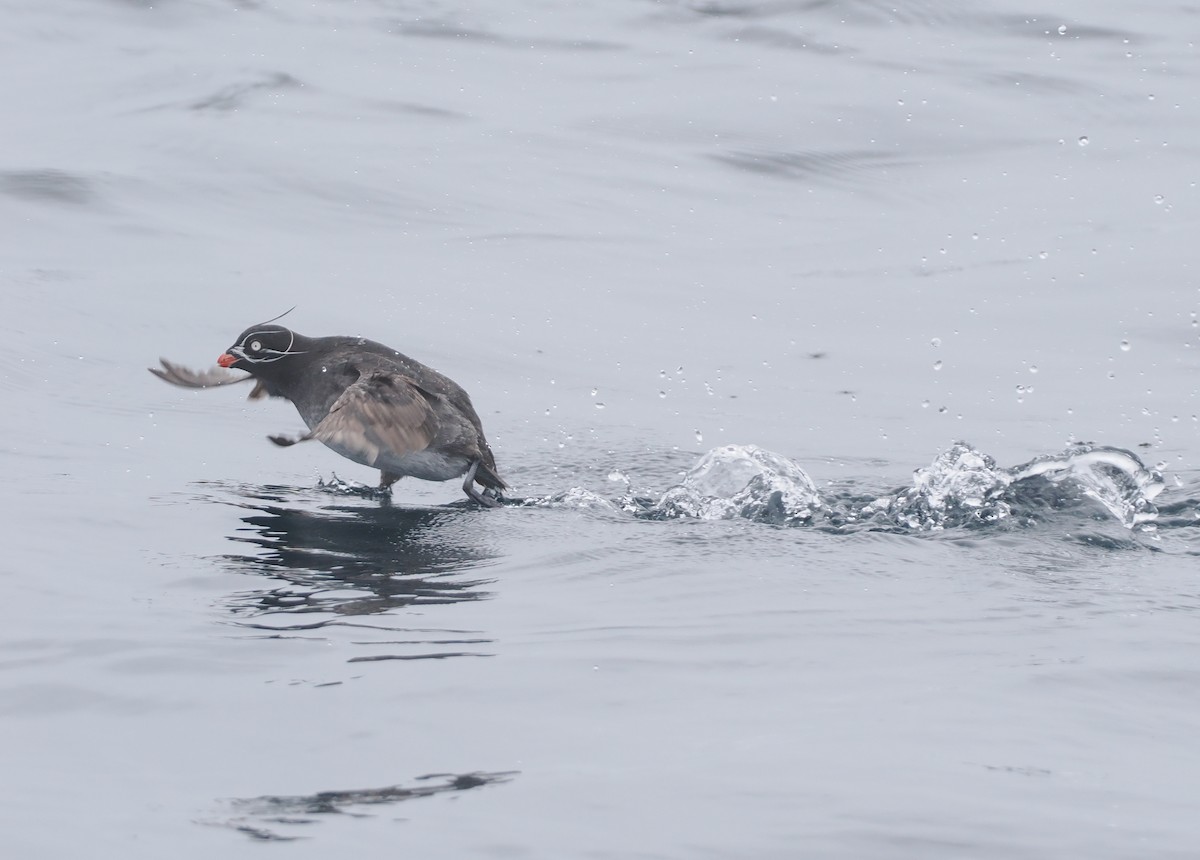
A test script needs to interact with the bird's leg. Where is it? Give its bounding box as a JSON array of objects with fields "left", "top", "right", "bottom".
[
  {"left": 268, "top": 432, "right": 312, "bottom": 447},
  {"left": 462, "top": 460, "right": 501, "bottom": 508},
  {"left": 379, "top": 471, "right": 402, "bottom": 492}
]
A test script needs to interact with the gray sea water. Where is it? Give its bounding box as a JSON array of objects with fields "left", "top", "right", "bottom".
[{"left": 4, "top": 1, "right": 1200, "bottom": 856}]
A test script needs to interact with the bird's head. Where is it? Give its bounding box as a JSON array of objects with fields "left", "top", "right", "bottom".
[{"left": 218, "top": 324, "right": 305, "bottom": 371}]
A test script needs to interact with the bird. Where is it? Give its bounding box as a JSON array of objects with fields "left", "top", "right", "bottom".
[{"left": 150, "top": 322, "right": 506, "bottom": 506}]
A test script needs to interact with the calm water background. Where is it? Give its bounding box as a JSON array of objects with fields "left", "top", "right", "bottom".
[{"left": 3, "top": 0, "right": 1200, "bottom": 856}]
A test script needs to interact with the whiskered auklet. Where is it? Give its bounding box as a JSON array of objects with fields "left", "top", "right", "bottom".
[{"left": 150, "top": 323, "right": 506, "bottom": 506}]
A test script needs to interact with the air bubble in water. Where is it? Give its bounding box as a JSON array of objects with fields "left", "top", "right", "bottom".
[
  {"left": 921, "top": 399, "right": 930, "bottom": 408},
  {"left": 1078, "top": 136, "right": 1089, "bottom": 146},
  {"left": 659, "top": 390, "right": 667, "bottom": 399},
  {"left": 930, "top": 337, "right": 942, "bottom": 348},
  {"left": 1120, "top": 339, "right": 1131, "bottom": 351},
  {"left": 933, "top": 360, "right": 943, "bottom": 371},
  {"left": 1154, "top": 195, "right": 1165, "bottom": 205},
  {"left": 1029, "top": 365, "right": 1038, "bottom": 374},
  {"left": 1057, "top": 24, "right": 1067, "bottom": 34}
]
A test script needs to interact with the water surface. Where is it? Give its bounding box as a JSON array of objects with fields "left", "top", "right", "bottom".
[{"left": 3, "top": 1, "right": 1200, "bottom": 857}]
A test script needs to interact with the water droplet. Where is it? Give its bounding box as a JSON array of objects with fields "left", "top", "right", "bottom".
[
  {"left": 938, "top": 406, "right": 948, "bottom": 414},
  {"left": 921, "top": 399, "right": 930, "bottom": 409},
  {"left": 658, "top": 390, "right": 667, "bottom": 399},
  {"left": 1107, "top": 371, "right": 1116, "bottom": 379},
  {"left": 1154, "top": 194, "right": 1165, "bottom": 205},
  {"left": 1029, "top": 365, "right": 1038, "bottom": 374},
  {"left": 933, "top": 360, "right": 943, "bottom": 371},
  {"left": 659, "top": 369, "right": 667, "bottom": 379},
  {"left": 1038, "top": 251, "right": 1049, "bottom": 260},
  {"left": 321, "top": 366, "right": 327, "bottom": 373},
  {"left": 694, "top": 429, "right": 703, "bottom": 444},
  {"left": 1120, "top": 339, "right": 1131, "bottom": 351},
  {"left": 1057, "top": 24, "right": 1067, "bottom": 35},
  {"left": 1078, "top": 135, "right": 1089, "bottom": 146},
  {"left": 590, "top": 388, "right": 598, "bottom": 397},
  {"left": 607, "top": 469, "right": 629, "bottom": 483},
  {"left": 930, "top": 337, "right": 942, "bottom": 348},
  {"left": 594, "top": 402, "right": 606, "bottom": 410}
]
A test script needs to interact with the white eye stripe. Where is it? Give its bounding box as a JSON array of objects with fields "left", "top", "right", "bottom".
[{"left": 238, "top": 328, "right": 306, "bottom": 364}]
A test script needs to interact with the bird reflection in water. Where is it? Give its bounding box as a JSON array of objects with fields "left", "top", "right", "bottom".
[{"left": 214, "top": 483, "right": 498, "bottom": 661}]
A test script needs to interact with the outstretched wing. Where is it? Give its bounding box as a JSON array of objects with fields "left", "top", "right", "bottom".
[
  {"left": 149, "top": 358, "right": 270, "bottom": 400},
  {"left": 307, "top": 372, "right": 439, "bottom": 468}
]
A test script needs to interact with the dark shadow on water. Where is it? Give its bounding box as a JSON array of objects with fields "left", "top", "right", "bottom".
[
  {"left": 218, "top": 771, "right": 519, "bottom": 841},
  {"left": 203, "top": 482, "right": 502, "bottom": 660}
]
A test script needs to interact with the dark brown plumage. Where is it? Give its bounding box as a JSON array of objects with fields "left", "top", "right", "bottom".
[{"left": 150, "top": 324, "right": 505, "bottom": 506}]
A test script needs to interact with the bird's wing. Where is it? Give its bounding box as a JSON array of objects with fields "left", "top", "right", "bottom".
[
  {"left": 149, "top": 358, "right": 251, "bottom": 389},
  {"left": 307, "top": 372, "right": 439, "bottom": 468}
]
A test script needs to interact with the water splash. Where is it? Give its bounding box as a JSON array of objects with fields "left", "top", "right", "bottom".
[
  {"left": 654, "top": 444, "right": 822, "bottom": 523},
  {"left": 523, "top": 487, "right": 620, "bottom": 511},
  {"left": 315, "top": 473, "right": 392, "bottom": 499},
  {"left": 313, "top": 441, "right": 1165, "bottom": 535},
  {"left": 1009, "top": 444, "right": 1164, "bottom": 528},
  {"left": 869, "top": 442, "right": 1013, "bottom": 530}
]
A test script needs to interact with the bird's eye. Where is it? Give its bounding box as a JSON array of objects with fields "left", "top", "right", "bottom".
[{"left": 250, "top": 340, "right": 263, "bottom": 352}]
